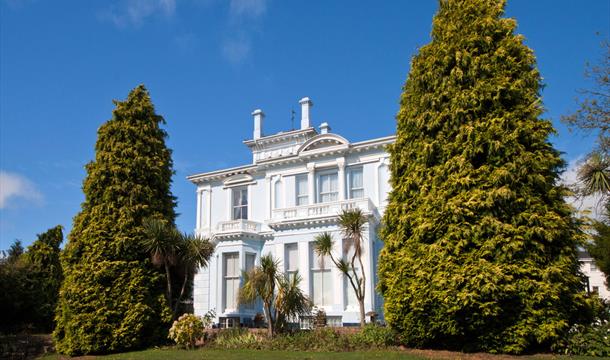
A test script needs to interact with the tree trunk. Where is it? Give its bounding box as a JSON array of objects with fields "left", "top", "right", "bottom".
[
  {"left": 359, "top": 297, "right": 366, "bottom": 327},
  {"left": 264, "top": 302, "right": 274, "bottom": 337},
  {"left": 164, "top": 261, "right": 173, "bottom": 308},
  {"left": 173, "top": 270, "right": 189, "bottom": 319}
]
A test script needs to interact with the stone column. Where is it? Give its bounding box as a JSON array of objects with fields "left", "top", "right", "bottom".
[
  {"left": 337, "top": 157, "right": 346, "bottom": 201},
  {"left": 307, "top": 162, "right": 315, "bottom": 204}
]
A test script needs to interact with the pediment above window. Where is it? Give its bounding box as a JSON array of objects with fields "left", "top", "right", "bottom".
[
  {"left": 223, "top": 174, "right": 254, "bottom": 187},
  {"left": 297, "top": 134, "right": 350, "bottom": 155}
]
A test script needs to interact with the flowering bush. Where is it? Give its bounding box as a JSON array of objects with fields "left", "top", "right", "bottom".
[{"left": 168, "top": 310, "right": 215, "bottom": 349}]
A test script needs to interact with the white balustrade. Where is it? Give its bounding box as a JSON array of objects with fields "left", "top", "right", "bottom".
[
  {"left": 272, "top": 198, "right": 374, "bottom": 221},
  {"left": 216, "top": 219, "right": 261, "bottom": 233}
]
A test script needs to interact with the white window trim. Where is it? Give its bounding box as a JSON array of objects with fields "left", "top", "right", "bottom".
[
  {"left": 223, "top": 252, "right": 240, "bottom": 312},
  {"left": 347, "top": 166, "right": 364, "bottom": 199},
  {"left": 295, "top": 174, "right": 308, "bottom": 206},
  {"left": 231, "top": 186, "right": 248, "bottom": 220},
  {"left": 316, "top": 169, "right": 339, "bottom": 204}
]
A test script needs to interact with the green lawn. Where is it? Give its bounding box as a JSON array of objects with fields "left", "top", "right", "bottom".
[
  {"left": 38, "top": 348, "right": 601, "bottom": 360},
  {"left": 40, "top": 349, "right": 424, "bottom": 360}
]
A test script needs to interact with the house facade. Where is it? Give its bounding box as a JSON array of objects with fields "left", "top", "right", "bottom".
[
  {"left": 188, "top": 97, "right": 609, "bottom": 328},
  {"left": 188, "top": 97, "right": 393, "bottom": 327}
]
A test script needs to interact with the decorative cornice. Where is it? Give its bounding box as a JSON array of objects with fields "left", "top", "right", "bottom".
[{"left": 186, "top": 134, "right": 396, "bottom": 185}]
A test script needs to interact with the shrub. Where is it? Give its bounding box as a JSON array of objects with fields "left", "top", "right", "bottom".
[
  {"left": 168, "top": 311, "right": 214, "bottom": 349},
  {"left": 351, "top": 324, "right": 398, "bottom": 348},
  {"left": 213, "top": 328, "right": 263, "bottom": 349},
  {"left": 562, "top": 323, "right": 610, "bottom": 357}
]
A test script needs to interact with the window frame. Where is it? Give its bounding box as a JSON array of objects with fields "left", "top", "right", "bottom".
[
  {"left": 316, "top": 170, "right": 339, "bottom": 204},
  {"left": 347, "top": 166, "right": 364, "bottom": 199},
  {"left": 223, "top": 252, "right": 240, "bottom": 312},
  {"left": 310, "top": 242, "right": 333, "bottom": 306},
  {"left": 232, "top": 186, "right": 248, "bottom": 220},
  {"left": 295, "top": 174, "right": 309, "bottom": 206}
]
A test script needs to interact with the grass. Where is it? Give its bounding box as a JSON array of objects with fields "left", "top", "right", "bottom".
[{"left": 38, "top": 348, "right": 601, "bottom": 360}]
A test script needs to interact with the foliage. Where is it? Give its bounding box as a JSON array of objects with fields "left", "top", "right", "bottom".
[
  {"left": 54, "top": 85, "right": 176, "bottom": 355},
  {"left": 0, "top": 227, "right": 63, "bottom": 333},
  {"left": 238, "top": 254, "right": 312, "bottom": 337},
  {"left": 314, "top": 208, "right": 368, "bottom": 327},
  {"left": 23, "top": 226, "right": 64, "bottom": 331},
  {"left": 214, "top": 328, "right": 263, "bottom": 349},
  {"left": 378, "top": 0, "right": 592, "bottom": 354},
  {"left": 142, "top": 218, "right": 214, "bottom": 319},
  {"left": 350, "top": 324, "right": 399, "bottom": 348},
  {"left": 560, "top": 301, "right": 610, "bottom": 357},
  {"left": 168, "top": 311, "right": 214, "bottom": 349},
  {"left": 210, "top": 327, "right": 396, "bottom": 352}
]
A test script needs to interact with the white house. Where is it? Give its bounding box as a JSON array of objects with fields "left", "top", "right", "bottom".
[
  {"left": 188, "top": 97, "right": 393, "bottom": 327},
  {"left": 188, "top": 97, "right": 609, "bottom": 328}
]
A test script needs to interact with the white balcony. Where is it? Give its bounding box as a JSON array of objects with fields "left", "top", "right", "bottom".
[
  {"left": 269, "top": 197, "right": 377, "bottom": 229},
  {"left": 214, "top": 219, "right": 262, "bottom": 240}
]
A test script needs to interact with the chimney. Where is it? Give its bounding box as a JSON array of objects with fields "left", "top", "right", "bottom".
[
  {"left": 319, "top": 122, "right": 330, "bottom": 134},
  {"left": 299, "top": 97, "right": 313, "bottom": 129},
  {"left": 252, "top": 109, "right": 264, "bottom": 140}
]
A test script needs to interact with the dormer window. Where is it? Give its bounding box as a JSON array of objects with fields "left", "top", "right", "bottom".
[{"left": 232, "top": 187, "right": 248, "bottom": 220}]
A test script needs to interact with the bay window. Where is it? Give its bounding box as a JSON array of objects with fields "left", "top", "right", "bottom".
[{"left": 223, "top": 253, "right": 240, "bottom": 312}]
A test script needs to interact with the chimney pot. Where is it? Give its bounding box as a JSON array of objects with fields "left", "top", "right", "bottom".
[
  {"left": 319, "top": 122, "right": 330, "bottom": 134},
  {"left": 252, "top": 109, "right": 264, "bottom": 139},
  {"left": 299, "top": 97, "right": 313, "bottom": 130}
]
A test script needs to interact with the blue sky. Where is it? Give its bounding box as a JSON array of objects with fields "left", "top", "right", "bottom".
[{"left": 1, "top": 0, "right": 608, "bottom": 249}]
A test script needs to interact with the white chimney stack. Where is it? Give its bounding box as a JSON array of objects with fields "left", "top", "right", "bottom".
[
  {"left": 299, "top": 97, "right": 313, "bottom": 129},
  {"left": 319, "top": 122, "right": 330, "bottom": 134},
  {"left": 252, "top": 109, "right": 264, "bottom": 140}
]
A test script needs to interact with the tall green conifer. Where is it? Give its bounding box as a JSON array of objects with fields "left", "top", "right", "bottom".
[
  {"left": 54, "top": 85, "right": 176, "bottom": 355},
  {"left": 378, "top": 0, "right": 592, "bottom": 353}
]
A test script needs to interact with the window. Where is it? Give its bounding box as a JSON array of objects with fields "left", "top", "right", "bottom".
[
  {"left": 592, "top": 286, "right": 600, "bottom": 296},
  {"left": 274, "top": 179, "right": 282, "bottom": 209},
  {"left": 347, "top": 167, "right": 364, "bottom": 199},
  {"left": 317, "top": 172, "right": 338, "bottom": 203},
  {"left": 310, "top": 243, "right": 332, "bottom": 306},
  {"left": 591, "top": 262, "right": 598, "bottom": 272},
  {"left": 296, "top": 175, "right": 308, "bottom": 206},
  {"left": 223, "top": 253, "right": 240, "bottom": 311},
  {"left": 285, "top": 243, "right": 298, "bottom": 281},
  {"left": 244, "top": 253, "right": 256, "bottom": 309},
  {"left": 232, "top": 187, "right": 248, "bottom": 220}
]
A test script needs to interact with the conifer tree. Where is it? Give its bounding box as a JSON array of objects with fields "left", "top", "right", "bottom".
[
  {"left": 378, "top": 0, "right": 592, "bottom": 353},
  {"left": 54, "top": 85, "right": 176, "bottom": 355}
]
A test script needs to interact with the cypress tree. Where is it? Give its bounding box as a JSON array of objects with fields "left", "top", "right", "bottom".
[
  {"left": 54, "top": 85, "right": 176, "bottom": 355},
  {"left": 378, "top": 0, "right": 592, "bottom": 354}
]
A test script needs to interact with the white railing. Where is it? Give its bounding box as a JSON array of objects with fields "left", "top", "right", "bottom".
[
  {"left": 271, "top": 198, "right": 375, "bottom": 222},
  {"left": 216, "top": 219, "right": 261, "bottom": 233}
]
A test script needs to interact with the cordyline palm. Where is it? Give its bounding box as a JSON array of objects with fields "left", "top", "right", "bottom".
[
  {"left": 142, "top": 218, "right": 180, "bottom": 307},
  {"left": 314, "top": 208, "right": 368, "bottom": 327},
  {"left": 142, "top": 218, "right": 214, "bottom": 319},
  {"left": 578, "top": 152, "right": 610, "bottom": 203},
  {"left": 174, "top": 233, "right": 214, "bottom": 318},
  {"left": 238, "top": 254, "right": 311, "bottom": 337}
]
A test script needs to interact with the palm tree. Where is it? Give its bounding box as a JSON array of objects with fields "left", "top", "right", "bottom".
[
  {"left": 314, "top": 208, "right": 368, "bottom": 327},
  {"left": 142, "top": 218, "right": 214, "bottom": 319},
  {"left": 173, "top": 233, "right": 214, "bottom": 317},
  {"left": 238, "top": 254, "right": 311, "bottom": 337},
  {"left": 577, "top": 152, "right": 610, "bottom": 201},
  {"left": 142, "top": 218, "right": 180, "bottom": 307}
]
